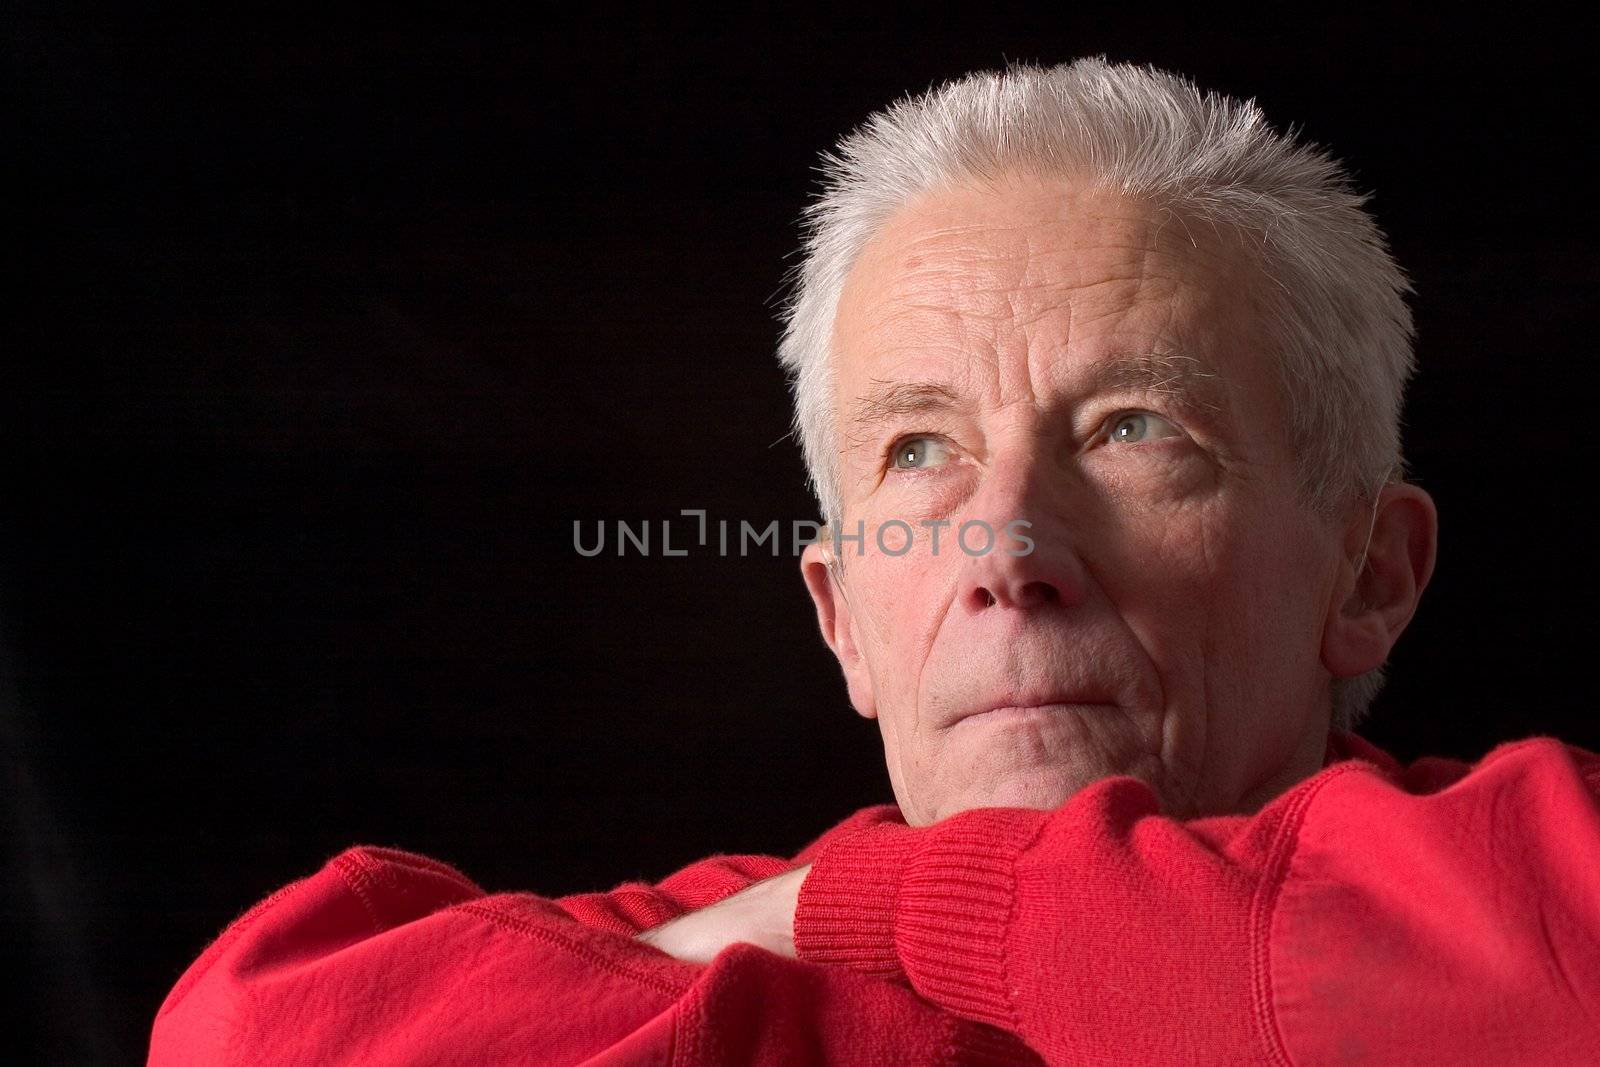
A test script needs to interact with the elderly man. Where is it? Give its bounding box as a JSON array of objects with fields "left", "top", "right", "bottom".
[{"left": 150, "top": 59, "right": 1600, "bottom": 1065}]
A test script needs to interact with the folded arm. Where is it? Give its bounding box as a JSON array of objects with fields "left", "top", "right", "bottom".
[
  {"left": 149, "top": 824, "right": 1033, "bottom": 1065},
  {"left": 787, "top": 738, "right": 1600, "bottom": 1066}
]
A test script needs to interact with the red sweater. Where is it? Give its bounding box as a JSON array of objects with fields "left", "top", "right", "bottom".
[{"left": 149, "top": 732, "right": 1600, "bottom": 1065}]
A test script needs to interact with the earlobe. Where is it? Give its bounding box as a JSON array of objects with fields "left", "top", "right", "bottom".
[
  {"left": 800, "top": 541, "right": 878, "bottom": 720},
  {"left": 1321, "top": 483, "right": 1439, "bottom": 678}
]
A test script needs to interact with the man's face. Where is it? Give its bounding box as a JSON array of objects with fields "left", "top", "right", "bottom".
[{"left": 803, "top": 174, "right": 1354, "bottom": 824}]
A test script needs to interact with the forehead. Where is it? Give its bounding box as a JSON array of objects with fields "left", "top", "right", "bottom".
[{"left": 830, "top": 173, "right": 1277, "bottom": 417}]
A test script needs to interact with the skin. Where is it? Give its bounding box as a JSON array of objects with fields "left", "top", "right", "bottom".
[{"left": 641, "top": 171, "right": 1437, "bottom": 960}]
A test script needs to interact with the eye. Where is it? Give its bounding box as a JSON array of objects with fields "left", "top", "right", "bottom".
[
  {"left": 889, "top": 435, "right": 954, "bottom": 470},
  {"left": 1105, "top": 411, "right": 1184, "bottom": 445}
]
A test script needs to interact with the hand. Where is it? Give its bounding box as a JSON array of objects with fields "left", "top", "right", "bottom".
[{"left": 636, "top": 864, "right": 811, "bottom": 965}]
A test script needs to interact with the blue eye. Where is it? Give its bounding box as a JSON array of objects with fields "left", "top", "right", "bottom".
[
  {"left": 1107, "top": 412, "right": 1182, "bottom": 445},
  {"left": 890, "top": 436, "right": 953, "bottom": 470}
]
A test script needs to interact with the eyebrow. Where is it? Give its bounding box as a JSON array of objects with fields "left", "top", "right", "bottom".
[
  {"left": 1088, "top": 352, "right": 1228, "bottom": 418},
  {"left": 849, "top": 380, "right": 967, "bottom": 428},
  {"left": 843, "top": 380, "right": 969, "bottom": 455},
  {"left": 845, "top": 351, "right": 1229, "bottom": 445}
]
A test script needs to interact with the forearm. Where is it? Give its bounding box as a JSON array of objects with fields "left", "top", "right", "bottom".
[
  {"left": 796, "top": 774, "right": 1271, "bottom": 1063},
  {"left": 795, "top": 741, "right": 1600, "bottom": 1066},
  {"left": 150, "top": 843, "right": 1039, "bottom": 1066}
]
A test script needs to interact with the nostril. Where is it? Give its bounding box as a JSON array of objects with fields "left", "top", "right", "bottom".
[
  {"left": 972, "top": 582, "right": 1061, "bottom": 611},
  {"left": 1022, "top": 581, "right": 1059, "bottom": 606}
]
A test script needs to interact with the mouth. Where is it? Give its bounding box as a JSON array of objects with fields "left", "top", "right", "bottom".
[{"left": 952, "top": 699, "right": 1117, "bottom": 728}]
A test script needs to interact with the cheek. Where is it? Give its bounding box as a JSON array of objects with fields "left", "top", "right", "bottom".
[
  {"left": 1102, "top": 505, "right": 1218, "bottom": 605},
  {"left": 848, "top": 556, "right": 940, "bottom": 675},
  {"left": 1166, "top": 509, "right": 1328, "bottom": 681},
  {"left": 846, "top": 547, "right": 964, "bottom": 736},
  {"left": 1094, "top": 506, "right": 1240, "bottom": 679},
  {"left": 1240, "top": 523, "right": 1332, "bottom": 650}
]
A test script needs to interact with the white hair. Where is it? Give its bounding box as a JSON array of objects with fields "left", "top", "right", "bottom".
[{"left": 774, "top": 57, "right": 1418, "bottom": 731}]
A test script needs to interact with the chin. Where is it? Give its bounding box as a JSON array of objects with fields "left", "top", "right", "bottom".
[
  {"left": 926, "top": 748, "right": 1169, "bottom": 823},
  {"left": 932, "top": 767, "right": 1098, "bottom": 823}
]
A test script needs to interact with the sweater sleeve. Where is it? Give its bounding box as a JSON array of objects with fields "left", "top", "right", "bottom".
[
  {"left": 549, "top": 803, "right": 906, "bottom": 937},
  {"left": 793, "top": 736, "right": 1600, "bottom": 1066},
  {"left": 149, "top": 819, "right": 1038, "bottom": 1066}
]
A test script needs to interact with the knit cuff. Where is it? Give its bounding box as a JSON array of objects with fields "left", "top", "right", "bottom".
[
  {"left": 890, "top": 814, "right": 1040, "bottom": 1027},
  {"left": 793, "top": 820, "right": 921, "bottom": 979},
  {"left": 795, "top": 808, "right": 1043, "bottom": 1029}
]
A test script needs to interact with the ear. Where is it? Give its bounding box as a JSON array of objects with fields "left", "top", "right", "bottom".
[
  {"left": 800, "top": 540, "right": 878, "bottom": 720},
  {"left": 1321, "top": 482, "right": 1439, "bottom": 678}
]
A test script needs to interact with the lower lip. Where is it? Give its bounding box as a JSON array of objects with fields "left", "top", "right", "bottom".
[{"left": 957, "top": 702, "right": 1114, "bottom": 726}]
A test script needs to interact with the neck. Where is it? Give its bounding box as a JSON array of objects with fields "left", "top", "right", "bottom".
[{"left": 1235, "top": 719, "right": 1334, "bottom": 815}]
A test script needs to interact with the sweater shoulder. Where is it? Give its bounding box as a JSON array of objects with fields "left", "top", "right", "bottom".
[
  {"left": 149, "top": 846, "right": 704, "bottom": 1065},
  {"left": 155, "top": 845, "right": 485, "bottom": 1022},
  {"left": 1332, "top": 731, "right": 1600, "bottom": 795},
  {"left": 1268, "top": 735, "right": 1600, "bottom": 1063}
]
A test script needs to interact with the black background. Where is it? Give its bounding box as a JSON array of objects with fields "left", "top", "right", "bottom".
[{"left": 8, "top": 10, "right": 1597, "bottom": 1063}]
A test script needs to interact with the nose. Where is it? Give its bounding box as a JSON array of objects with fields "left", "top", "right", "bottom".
[
  {"left": 960, "top": 534, "right": 1088, "bottom": 614},
  {"left": 955, "top": 446, "right": 1092, "bottom": 615}
]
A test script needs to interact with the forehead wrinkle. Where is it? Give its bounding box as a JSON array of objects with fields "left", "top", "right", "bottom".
[
  {"left": 867, "top": 226, "right": 1183, "bottom": 322},
  {"left": 883, "top": 228, "right": 1181, "bottom": 297},
  {"left": 842, "top": 184, "right": 1256, "bottom": 444},
  {"left": 864, "top": 300, "right": 982, "bottom": 336}
]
